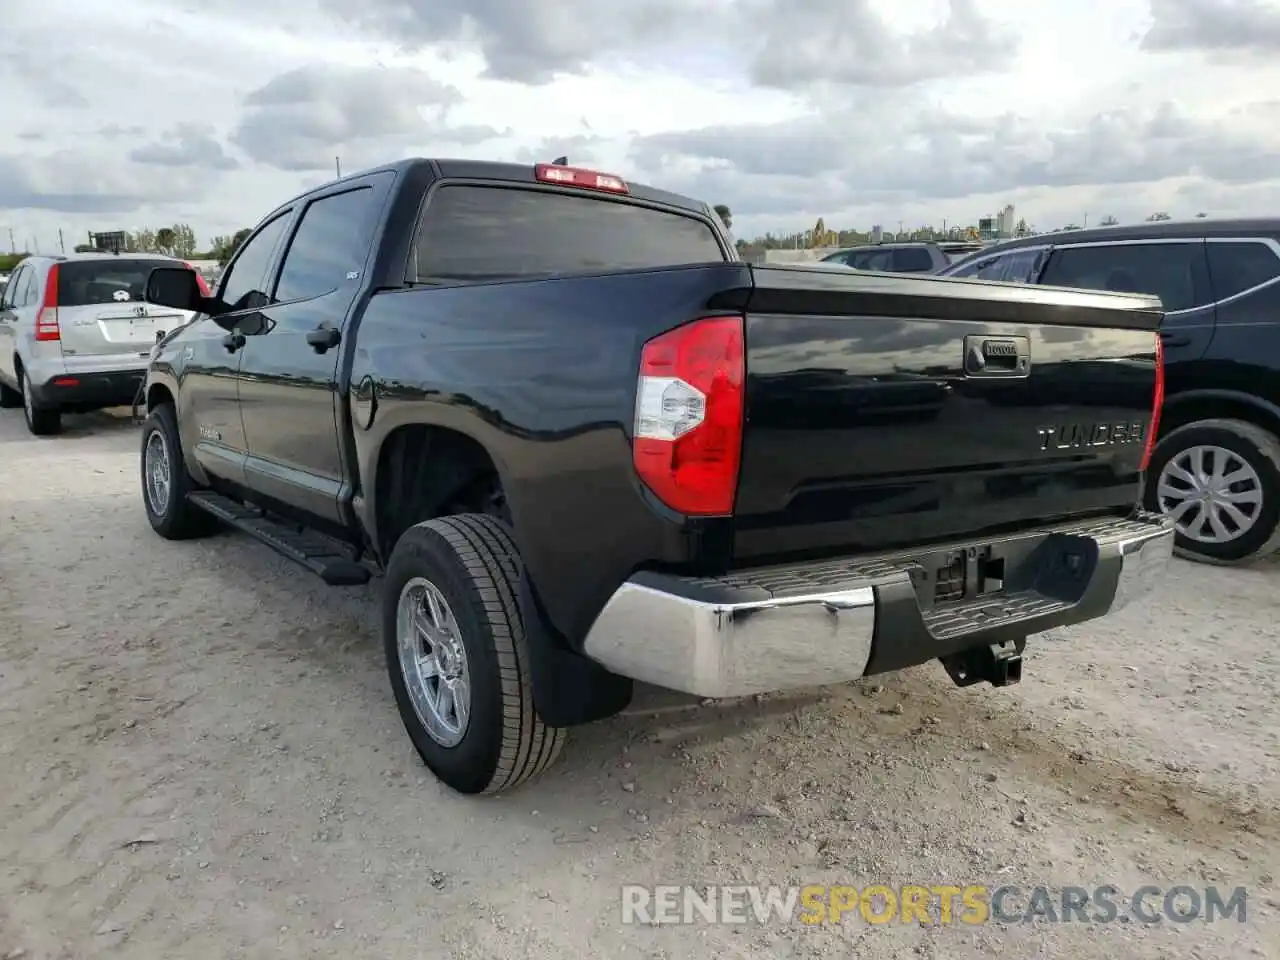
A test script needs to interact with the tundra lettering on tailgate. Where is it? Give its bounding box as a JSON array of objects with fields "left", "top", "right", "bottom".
[{"left": 1037, "top": 421, "right": 1146, "bottom": 452}]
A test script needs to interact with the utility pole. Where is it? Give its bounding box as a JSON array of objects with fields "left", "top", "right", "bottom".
[
  {"left": 58, "top": 229, "right": 66, "bottom": 254},
  {"left": 7, "top": 228, "right": 14, "bottom": 253},
  {"left": 335, "top": 156, "right": 341, "bottom": 177},
  {"left": 1083, "top": 212, "right": 1089, "bottom": 229}
]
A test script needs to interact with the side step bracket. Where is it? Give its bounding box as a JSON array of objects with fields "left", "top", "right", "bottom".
[{"left": 187, "top": 491, "right": 371, "bottom": 586}]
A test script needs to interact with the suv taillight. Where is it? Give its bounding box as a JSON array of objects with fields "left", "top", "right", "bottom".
[
  {"left": 184, "top": 262, "right": 211, "bottom": 297},
  {"left": 632, "top": 315, "right": 745, "bottom": 515},
  {"left": 34, "top": 263, "right": 60, "bottom": 342},
  {"left": 1141, "top": 333, "right": 1164, "bottom": 472}
]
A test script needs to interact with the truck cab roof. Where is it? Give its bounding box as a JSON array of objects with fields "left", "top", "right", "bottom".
[{"left": 271, "top": 158, "right": 715, "bottom": 222}]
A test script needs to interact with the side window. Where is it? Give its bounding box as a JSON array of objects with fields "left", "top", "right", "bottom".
[
  {"left": 219, "top": 213, "right": 292, "bottom": 312},
  {"left": 14, "top": 267, "right": 36, "bottom": 308},
  {"left": 892, "top": 248, "right": 935, "bottom": 272},
  {"left": 993, "top": 249, "right": 1042, "bottom": 283},
  {"left": 851, "top": 250, "right": 893, "bottom": 271},
  {"left": 3, "top": 266, "right": 25, "bottom": 308},
  {"left": 1206, "top": 241, "right": 1280, "bottom": 301},
  {"left": 274, "top": 187, "right": 378, "bottom": 304},
  {"left": 1039, "top": 243, "right": 1209, "bottom": 312},
  {"left": 946, "top": 255, "right": 993, "bottom": 279}
]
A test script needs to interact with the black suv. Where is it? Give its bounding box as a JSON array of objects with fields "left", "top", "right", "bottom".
[
  {"left": 821, "top": 242, "right": 950, "bottom": 274},
  {"left": 940, "top": 219, "right": 1280, "bottom": 564}
]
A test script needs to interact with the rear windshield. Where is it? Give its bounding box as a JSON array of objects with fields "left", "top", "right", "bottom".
[
  {"left": 57, "top": 259, "right": 176, "bottom": 307},
  {"left": 413, "top": 185, "right": 726, "bottom": 282},
  {"left": 893, "top": 247, "right": 935, "bottom": 271}
]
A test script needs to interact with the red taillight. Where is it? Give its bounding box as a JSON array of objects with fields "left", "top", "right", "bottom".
[
  {"left": 34, "top": 263, "right": 60, "bottom": 341},
  {"left": 1141, "top": 333, "right": 1164, "bottom": 472},
  {"left": 534, "top": 163, "right": 629, "bottom": 194},
  {"left": 632, "top": 316, "right": 745, "bottom": 515},
  {"left": 184, "top": 262, "right": 211, "bottom": 297}
]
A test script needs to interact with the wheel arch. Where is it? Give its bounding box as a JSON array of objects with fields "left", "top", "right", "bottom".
[
  {"left": 1158, "top": 389, "right": 1280, "bottom": 442},
  {"left": 370, "top": 423, "right": 509, "bottom": 563}
]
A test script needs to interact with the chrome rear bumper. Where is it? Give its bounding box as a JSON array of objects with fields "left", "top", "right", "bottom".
[{"left": 581, "top": 512, "right": 1174, "bottom": 699}]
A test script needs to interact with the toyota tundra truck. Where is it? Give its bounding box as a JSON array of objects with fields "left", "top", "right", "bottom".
[{"left": 135, "top": 158, "right": 1173, "bottom": 795}]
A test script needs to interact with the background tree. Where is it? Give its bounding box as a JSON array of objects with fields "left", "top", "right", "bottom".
[
  {"left": 1146, "top": 212, "right": 1172, "bottom": 221},
  {"left": 1099, "top": 214, "right": 1119, "bottom": 227},
  {"left": 170, "top": 223, "right": 198, "bottom": 258},
  {"left": 1196, "top": 212, "right": 1208, "bottom": 218},
  {"left": 154, "top": 227, "right": 177, "bottom": 255},
  {"left": 133, "top": 228, "right": 156, "bottom": 253},
  {"left": 226, "top": 228, "right": 252, "bottom": 264},
  {"left": 713, "top": 204, "right": 732, "bottom": 230}
]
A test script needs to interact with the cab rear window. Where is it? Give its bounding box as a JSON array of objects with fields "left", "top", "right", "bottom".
[
  {"left": 413, "top": 185, "right": 725, "bottom": 282},
  {"left": 57, "top": 259, "right": 176, "bottom": 307}
]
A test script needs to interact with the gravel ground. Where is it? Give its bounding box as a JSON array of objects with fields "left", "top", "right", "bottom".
[{"left": 1, "top": 407, "right": 1277, "bottom": 960}]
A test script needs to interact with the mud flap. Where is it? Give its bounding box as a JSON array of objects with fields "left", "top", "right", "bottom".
[{"left": 518, "top": 575, "right": 633, "bottom": 727}]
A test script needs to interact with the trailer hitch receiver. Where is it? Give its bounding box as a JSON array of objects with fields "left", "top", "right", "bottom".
[{"left": 941, "top": 639, "right": 1025, "bottom": 687}]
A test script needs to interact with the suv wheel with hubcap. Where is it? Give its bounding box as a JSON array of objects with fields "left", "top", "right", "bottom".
[
  {"left": 19, "top": 368, "right": 61, "bottom": 435},
  {"left": 1144, "top": 417, "right": 1280, "bottom": 564}
]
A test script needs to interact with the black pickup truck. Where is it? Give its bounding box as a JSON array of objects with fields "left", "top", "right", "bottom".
[{"left": 137, "top": 158, "right": 1174, "bottom": 795}]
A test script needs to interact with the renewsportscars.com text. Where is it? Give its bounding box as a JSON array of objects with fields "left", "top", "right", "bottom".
[{"left": 621, "top": 884, "right": 1248, "bottom": 926}]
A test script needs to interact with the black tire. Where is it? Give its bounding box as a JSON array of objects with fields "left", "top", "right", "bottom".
[
  {"left": 0, "top": 378, "right": 19, "bottom": 409},
  {"left": 140, "top": 403, "right": 217, "bottom": 540},
  {"left": 383, "top": 514, "right": 565, "bottom": 794},
  {"left": 1143, "top": 417, "right": 1280, "bottom": 564},
  {"left": 18, "top": 367, "right": 61, "bottom": 436}
]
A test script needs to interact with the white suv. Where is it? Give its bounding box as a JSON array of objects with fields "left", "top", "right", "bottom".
[{"left": 0, "top": 253, "right": 205, "bottom": 435}]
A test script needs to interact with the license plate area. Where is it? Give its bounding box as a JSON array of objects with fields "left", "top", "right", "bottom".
[
  {"left": 909, "top": 529, "right": 1098, "bottom": 613},
  {"left": 101, "top": 317, "right": 158, "bottom": 343},
  {"left": 925, "top": 547, "right": 1004, "bottom": 606}
]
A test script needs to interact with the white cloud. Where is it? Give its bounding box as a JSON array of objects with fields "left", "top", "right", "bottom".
[{"left": 0, "top": 0, "right": 1278, "bottom": 251}]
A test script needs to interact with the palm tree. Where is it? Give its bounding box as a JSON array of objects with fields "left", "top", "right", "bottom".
[{"left": 155, "top": 227, "right": 177, "bottom": 254}]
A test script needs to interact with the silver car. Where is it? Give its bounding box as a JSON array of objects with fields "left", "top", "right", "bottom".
[{"left": 0, "top": 253, "right": 202, "bottom": 435}]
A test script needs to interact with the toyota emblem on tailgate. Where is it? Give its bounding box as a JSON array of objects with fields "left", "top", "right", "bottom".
[{"left": 133, "top": 305, "right": 147, "bottom": 318}]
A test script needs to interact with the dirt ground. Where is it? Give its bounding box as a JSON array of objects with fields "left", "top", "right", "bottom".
[{"left": 1, "top": 407, "right": 1277, "bottom": 960}]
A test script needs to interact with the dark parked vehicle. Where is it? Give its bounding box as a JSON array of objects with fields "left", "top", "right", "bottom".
[
  {"left": 137, "top": 158, "right": 1171, "bottom": 794},
  {"left": 820, "top": 242, "right": 951, "bottom": 274},
  {"left": 940, "top": 220, "right": 1280, "bottom": 564}
]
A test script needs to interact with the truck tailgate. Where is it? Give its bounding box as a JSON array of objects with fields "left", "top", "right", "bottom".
[{"left": 734, "top": 265, "right": 1163, "bottom": 561}]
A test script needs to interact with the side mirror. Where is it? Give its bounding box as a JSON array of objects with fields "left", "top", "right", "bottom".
[{"left": 146, "top": 267, "right": 206, "bottom": 313}]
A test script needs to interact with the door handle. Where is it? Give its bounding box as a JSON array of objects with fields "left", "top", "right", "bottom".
[
  {"left": 1159, "top": 332, "right": 1191, "bottom": 348},
  {"left": 222, "top": 331, "right": 246, "bottom": 353},
  {"left": 306, "top": 325, "right": 341, "bottom": 354}
]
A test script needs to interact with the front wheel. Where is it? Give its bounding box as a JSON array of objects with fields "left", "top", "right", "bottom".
[
  {"left": 383, "top": 514, "right": 565, "bottom": 794},
  {"left": 1144, "top": 418, "right": 1280, "bottom": 564},
  {"left": 140, "top": 403, "right": 217, "bottom": 540}
]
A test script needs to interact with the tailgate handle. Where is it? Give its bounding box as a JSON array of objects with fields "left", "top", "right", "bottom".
[{"left": 963, "top": 335, "right": 1030, "bottom": 379}]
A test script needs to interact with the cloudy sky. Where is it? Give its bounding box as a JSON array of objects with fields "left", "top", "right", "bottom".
[{"left": 2, "top": 0, "right": 1279, "bottom": 251}]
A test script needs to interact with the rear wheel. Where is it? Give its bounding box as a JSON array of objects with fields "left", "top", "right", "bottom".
[
  {"left": 140, "top": 403, "right": 217, "bottom": 539},
  {"left": 18, "top": 367, "right": 60, "bottom": 436},
  {"left": 1144, "top": 418, "right": 1280, "bottom": 564},
  {"left": 383, "top": 514, "right": 565, "bottom": 794}
]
